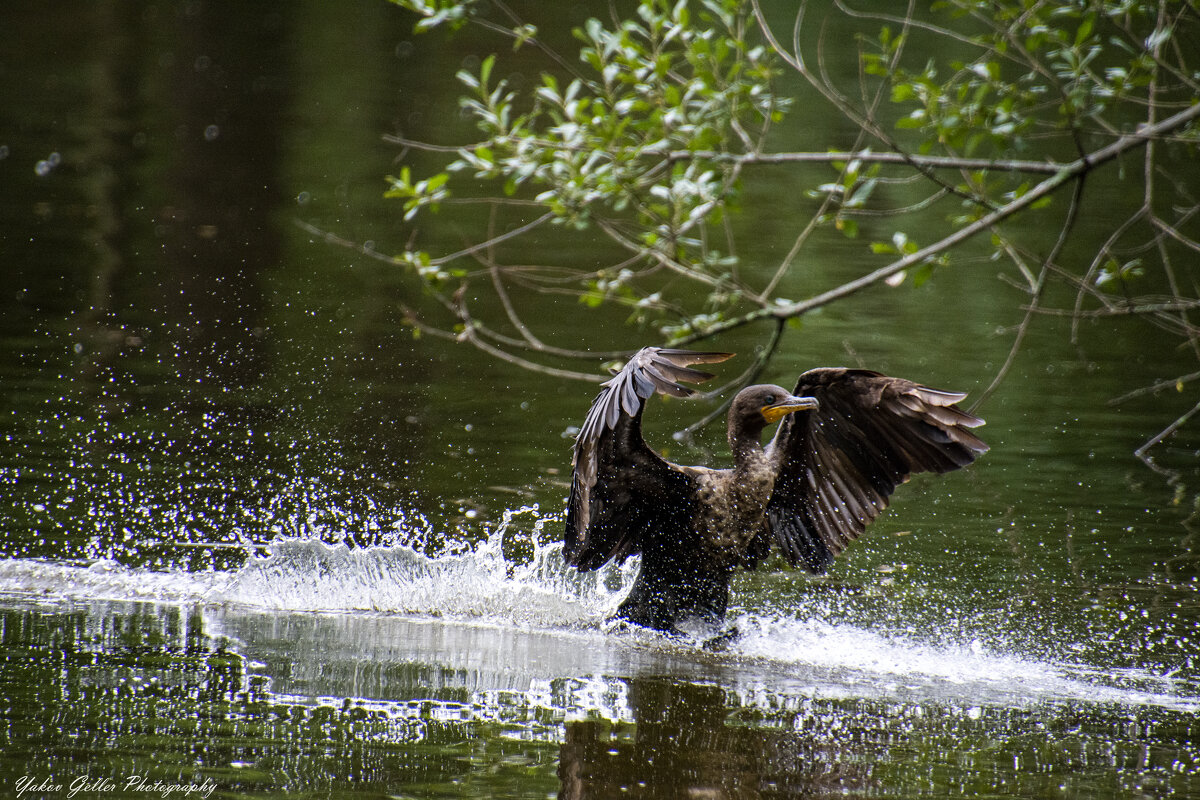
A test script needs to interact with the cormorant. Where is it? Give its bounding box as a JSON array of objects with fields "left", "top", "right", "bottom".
[{"left": 564, "top": 347, "right": 988, "bottom": 633}]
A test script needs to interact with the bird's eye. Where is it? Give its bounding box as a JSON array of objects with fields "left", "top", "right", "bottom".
[{"left": 763, "top": 394, "right": 776, "bottom": 404}]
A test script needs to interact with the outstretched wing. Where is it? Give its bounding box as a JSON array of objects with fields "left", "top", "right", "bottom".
[
  {"left": 564, "top": 347, "right": 733, "bottom": 571},
  {"left": 756, "top": 368, "right": 988, "bottom": 573}
]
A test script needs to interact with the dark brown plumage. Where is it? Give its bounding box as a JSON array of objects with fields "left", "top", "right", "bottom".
[{"left": 564, "top": 347, "right": 988, "bottom": 633}]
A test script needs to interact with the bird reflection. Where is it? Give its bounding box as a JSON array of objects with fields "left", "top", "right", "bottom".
[{"left": 558, "top": 677, "right": 870, "bottom": 798}]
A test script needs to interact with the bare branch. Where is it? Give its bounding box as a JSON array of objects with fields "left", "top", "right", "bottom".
[
  {"left": 762, "top": 2, "right": 997, "bottom": 212},
  {"left": 294, "top": 220, "right": 404, "bottom": 266},
  {"left": 388, "top": 130, "right": 1078, "bottom": 176},
  {"left": 459, "top": 327, "right": 609, "bottom": 382},
  {"left": 1031, "top": 301, "right": 1200, "bottom": 318},
  {"left": 383, "top": 134, "right": 475, "bottom": 153},
  {"left": 429, "top": 212, "right": 555, "bottom": 267},
  {"left": 668, "top": 99, "right": 1200, "bottom": 346},
  {"left": 401, "top": 301, "right": 611, "bottom": 382},
  {"left": 758, "top": 0, "right": 917, "bottom": 302},
  {"left": 1110, "top": 369, "right": 1200, "bottom": 404},
  {"left": 973, "top": 173, "right": 1087, "bottom": 412},
  {"left": 1135, "top": 398, "right": 1200, "bottom": 467}
]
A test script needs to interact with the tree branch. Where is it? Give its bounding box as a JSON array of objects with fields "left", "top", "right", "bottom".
[{"left": 666, "top": 99, "right": 1200, "bottom": 346}]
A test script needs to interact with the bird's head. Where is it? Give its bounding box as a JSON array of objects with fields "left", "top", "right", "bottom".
[{"left": 728, "top": 384, "right": 819, "bottom": 448}]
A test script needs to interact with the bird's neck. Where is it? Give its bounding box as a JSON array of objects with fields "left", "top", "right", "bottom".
[{"left": 728, "top": 428, "right": 766, "bottom": 470}]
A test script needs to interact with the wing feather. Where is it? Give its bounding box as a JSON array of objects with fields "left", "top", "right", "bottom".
[
  {"left": 564, "top": 347, "right": 734, "bottom": 570},
  {"left": 761, "top": 368, "right": 988, "bottom": 573}
]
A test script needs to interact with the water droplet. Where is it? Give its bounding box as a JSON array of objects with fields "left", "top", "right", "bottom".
[{"left": 204, "top": 125, "right": 220, "bottom": 141}]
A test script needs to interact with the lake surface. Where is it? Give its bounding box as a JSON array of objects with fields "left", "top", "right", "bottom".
[{"left": 2, "top": 2, "right": 1198, "bottom": 798}]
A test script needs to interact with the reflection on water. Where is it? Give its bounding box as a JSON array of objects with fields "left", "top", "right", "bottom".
[{"left": 0, "top": 582, "right": 1196, "bottom": 799}]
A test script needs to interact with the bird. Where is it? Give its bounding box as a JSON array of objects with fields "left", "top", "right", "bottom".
[{"left": 564, "top": 347, "right": 988, "bottom": 634}]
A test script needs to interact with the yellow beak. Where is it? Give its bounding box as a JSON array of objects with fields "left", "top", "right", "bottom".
[{"left": 761, "top": 395, "right": 819, "bottom": 424}]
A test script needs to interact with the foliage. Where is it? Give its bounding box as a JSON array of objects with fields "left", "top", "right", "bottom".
[
  {"left": 387, "top": 0, "right": 786, "bottom": 335},
  {"left": 379, "top": 0, "right": 1200, "bottom": 463}
]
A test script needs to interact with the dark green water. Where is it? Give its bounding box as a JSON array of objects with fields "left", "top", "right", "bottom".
[{"left": 2, "top": 2, "right": 1198, "bottom": 798}]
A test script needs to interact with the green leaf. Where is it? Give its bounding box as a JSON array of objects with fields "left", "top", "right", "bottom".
[
  {"left": 1075, "top": 15, "right": 1094, "bottom": 46},
  {"left": 912, "top": 262, "right": 935, "bottom": 287},
  {"left": 480, "top": 53, "right": 495, "bottom": 88}
]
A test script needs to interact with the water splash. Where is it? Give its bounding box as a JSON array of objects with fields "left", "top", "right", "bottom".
[
  {"left": 0, "top": 504, "right": 1196, "bottom": 712},
  {"left": 208, "top": 505, "right": 635, "bottom": 624},
  {"left": 217, "top": 505, "right": 633, "bottom": 627},
  {"left": 725, "top": 613, "right": 1200, "bottom": 710},
  {"left": 0, "top": 557, "right": 227, "bottom": 604}
]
